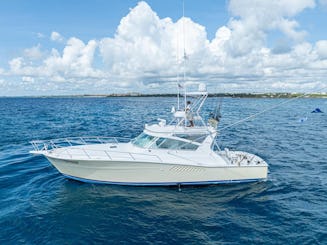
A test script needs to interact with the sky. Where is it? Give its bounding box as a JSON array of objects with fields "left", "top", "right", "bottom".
[{"left": 1, "top": 0, "right": 327, "bottom": 96}]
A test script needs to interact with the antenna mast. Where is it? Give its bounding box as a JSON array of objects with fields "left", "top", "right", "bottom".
[
  {"left": 182, "top": 0, "right": 187, "bottom": 111},
  {"left": 182, "top": 0, "right": 188, "bottom": 126}
]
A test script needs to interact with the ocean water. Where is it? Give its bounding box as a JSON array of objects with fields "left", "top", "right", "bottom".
[{"left": 0, "top": 96, "right": 326, "bottom": 244}]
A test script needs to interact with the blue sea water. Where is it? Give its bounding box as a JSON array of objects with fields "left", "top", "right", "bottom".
[{"left": 0, "top": 96, "right": 326, "bottom": 244}]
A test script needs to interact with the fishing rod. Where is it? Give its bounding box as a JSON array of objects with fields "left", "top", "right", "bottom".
[{"left": 218, "top": 93, "right": 307, "bottom": 132}]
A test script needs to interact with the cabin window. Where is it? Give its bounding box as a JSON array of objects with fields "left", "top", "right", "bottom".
[
  {"left": 131, "top": 133, "right": 155, "bottom": 148},
  {"left": 153, "top": 138, "right": 198, "bottom": 150},
  {"left": 173, "top": 134, "right": 207, "bottom": 143}
]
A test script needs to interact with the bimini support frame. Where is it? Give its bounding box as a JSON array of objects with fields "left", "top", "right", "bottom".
[{"left": 172, "top": 83, "right": 208, "bottom": 128}]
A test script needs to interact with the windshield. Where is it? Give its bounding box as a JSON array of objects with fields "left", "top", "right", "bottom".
[
  {"left": 132, "top": 133, "right": 199, "bottom": 150},
  {"left": 131, "top": 133, "right": 155, "bottom": 148},
  {"left": 173, "top": 134, "right": 207, "bottom": 143},
  {"left": 151, "top": 137, "right": 198, "bottom": 150}
]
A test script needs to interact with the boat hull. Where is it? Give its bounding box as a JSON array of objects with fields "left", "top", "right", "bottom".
[{"left": 46, "top": 156, "right": 268, "bottom": 186}]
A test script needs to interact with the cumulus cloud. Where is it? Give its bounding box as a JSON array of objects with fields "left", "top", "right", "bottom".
[
  {"left": 99, "top": 2, "right": 209, "bottom": 81},
  {"left": 272, "top": 39, "right": 292, "bottom": 54},
  {"left": 24, "top": 44, "right": 43, "bottom": 60},
  {"left": 9, "top": 58, "right": 23, "bottom": 73},
  {"left": 51, "top": 31, "right": 64, "bottom": 42},
  {"left": 97, "top": 0, "right": 325, "bottom": 92},
  {"left": 44, "top": 37, "right": 99, "bottom": 77},
  {"left": 226, "top": 0, "right": 315, "bottom": 56},
  {"left": 7, "top": 35, "right": 102, "bottom": 90},
  {"left": 22, "top": 76, "right": 35, "bottom": 82},
  {"left": 315, "top": 40, "right": 327, "bottom": 59},
  {"left": 2, "top": 0, "right": 327, "bottom": 95}
]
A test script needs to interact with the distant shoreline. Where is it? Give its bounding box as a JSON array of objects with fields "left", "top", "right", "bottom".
[{"left": 1, "top": 93, "right": 327, "bottom": 98}]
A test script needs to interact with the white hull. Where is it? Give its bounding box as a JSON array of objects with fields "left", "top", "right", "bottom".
[
  {"left": 30, "top": 84, "right": 270, "bottom": 186},
  {"left": 46, "top": 156, "right": 268, "bottom": 185}
]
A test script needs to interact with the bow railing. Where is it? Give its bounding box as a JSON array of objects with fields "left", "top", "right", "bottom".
[
  {"left": 30, "top": 136, "right": 130, "bottom": 152},
  {"left": 30, "top": 136, "right": 163, "bottom": 163}
]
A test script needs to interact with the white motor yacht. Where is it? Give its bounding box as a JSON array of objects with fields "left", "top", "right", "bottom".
[{"left": 30, "top": 83, "right": 268, "bottom": 186}]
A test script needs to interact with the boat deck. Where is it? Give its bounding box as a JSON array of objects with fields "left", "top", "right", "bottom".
[{"left": 31, "top": 137, "right": 267, "bottom": 167}]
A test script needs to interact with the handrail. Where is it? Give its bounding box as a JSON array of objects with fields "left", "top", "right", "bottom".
[
  {"left": 30, "top": 136, "right": 131, "bottom": 151},
  {"left": 30, "top": 136, "right": 163, "bottom": 163},
  {"left": 49, "top": 146, "right": 163, "bottom": 163}
]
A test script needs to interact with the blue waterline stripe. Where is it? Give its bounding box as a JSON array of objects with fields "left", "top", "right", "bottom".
[{"left": 63, "top": 174, "right": 266, "bottom": 186}]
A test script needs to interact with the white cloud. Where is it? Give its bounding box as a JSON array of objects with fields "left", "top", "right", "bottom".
[
  {"left": 24, "top": 44, "right": 43, "bottom": 60},
  {"left": 44, "top": 37, "right": 100, "bottom": 77},
  {"left": 9, "top": 58, "right": 23, "bottom": 73},
  {"left": 51, "top": 31, "right": 64, "bottom": 42},
  {"left": 226, "top": 0, "right": 315, "bottom": 56},
  {"left": 37, "top": 32, "right": 45, "bottom": 38},
  {"left": 7, "top": 36, "right": 102, "bottom": 85},
  {"left": 22, "top": 76, "right": 35, "bottom": 82},
  {"left": 99, "top": 2, "right": 177, "bottom": 77},
  {"left": 315, "top": 40, "right": 327, "bottom": 59},
  {"left": 229, "top": 0, "right": 315, "bottom": 18},
  {"left": 209, "top": 26, "right": 231, "bottom": 55},
  {"left": 99, "top": 1, "right": 212, "bottom": 85},
  {"left": 2, "top": 0, "right": 327, "bottom": 95}
]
